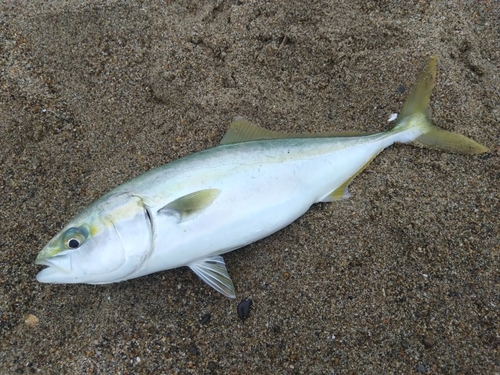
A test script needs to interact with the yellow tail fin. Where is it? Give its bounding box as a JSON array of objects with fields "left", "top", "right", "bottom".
[{"left": 394, "top": 56, "right": 488, "bottom": 155}]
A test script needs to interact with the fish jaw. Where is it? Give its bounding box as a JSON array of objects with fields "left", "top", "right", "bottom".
[{"left": 35, "top": 250, "right": 73, "bottom": 283}]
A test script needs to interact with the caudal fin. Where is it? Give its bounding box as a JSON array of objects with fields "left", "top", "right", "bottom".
[{"left": 393, "top": 56, "right": 488, "bottom": 154}]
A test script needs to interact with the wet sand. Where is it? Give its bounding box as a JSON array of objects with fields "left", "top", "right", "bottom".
[{"left": 1, "top": 1, "right": 499, "bottom": 373}]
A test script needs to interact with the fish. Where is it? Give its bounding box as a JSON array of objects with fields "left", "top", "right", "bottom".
[{"left": 35, "top": 57, "right": 488, "bottom": 298}]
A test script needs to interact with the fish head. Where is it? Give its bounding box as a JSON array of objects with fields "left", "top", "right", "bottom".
[{"left": 35, "top": 194, "right": 153, "bottom": 284}]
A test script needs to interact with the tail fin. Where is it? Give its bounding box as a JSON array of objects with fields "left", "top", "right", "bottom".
[{"left": 393, "top": 56, "right": 488, "bottom": 154}]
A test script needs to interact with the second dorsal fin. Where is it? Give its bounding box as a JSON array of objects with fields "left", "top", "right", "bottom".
[
  {"left": 220, "top": 117, "right": 283, "bottom": 144},
  {"left": 220, "top": 117, "right": 371, "bottom": 145}
]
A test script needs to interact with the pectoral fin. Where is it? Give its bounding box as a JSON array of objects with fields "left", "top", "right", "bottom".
[
  {"left": 189, "top": 256, "right": 236, "bottom": 298},
  {"left": 158, "top": 189, "right": 221, "bottom": 222}
]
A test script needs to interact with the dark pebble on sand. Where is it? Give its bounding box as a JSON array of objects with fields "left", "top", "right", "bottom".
[
  {"left": 189, "top": 345, "right": 200, "bottom": 356},
  {"left": 237, "top": 298, "right": 252, "bottom": 319},
  {"left": 422, "top": 336, "right": 435, "bottom": 348},
  {"left": 208, "top": 361, "right": 217, "bottom": 372},
  {"left": 200, "top": 313, "right": 211, "bottom": 324}
]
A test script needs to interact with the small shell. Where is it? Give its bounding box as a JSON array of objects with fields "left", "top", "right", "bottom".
[
  {"left": 388, "top": 113, "right": 398, "bottom": 122},
  {"left": 237, "top": 298, "right": 252, "bottom": 320},
  {"left": 25, "top": 314, "right": 39, "bottom": 328}
]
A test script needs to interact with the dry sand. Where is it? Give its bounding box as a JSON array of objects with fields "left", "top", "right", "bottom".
[{"left": 1, "top": 0, "right": 499, "bottom": 374}]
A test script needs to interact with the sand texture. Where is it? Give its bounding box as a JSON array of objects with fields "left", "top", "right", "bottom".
[{"left": 1, "top": 0, "right": 499, "bottom": 373}]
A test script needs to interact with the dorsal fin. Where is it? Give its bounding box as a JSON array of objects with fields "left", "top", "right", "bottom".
[
  {"left": 220, "top": 117, "right": 373, "bottom": 145},
  {"left": 220, "top": 117, "right": 283, "bottom": 144}
]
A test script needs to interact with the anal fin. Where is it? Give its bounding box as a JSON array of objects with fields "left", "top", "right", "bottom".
[
  {"left": 319, "top": 154, "right": 379, "bottom": 202},
  {"left": 321, "top": 179, "right": 352, "bottom": 202},
  {"left": 188, "top": 256, "right": 236, "bottom": 298}
]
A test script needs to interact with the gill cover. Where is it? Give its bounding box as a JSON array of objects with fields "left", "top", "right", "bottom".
[{"left": 36, "top": 194, "right": 154, "bottom": 284}]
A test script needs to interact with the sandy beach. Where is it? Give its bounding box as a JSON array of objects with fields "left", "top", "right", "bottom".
[{"left": 1, "top": 1, "right": 499, "bottom": 373}]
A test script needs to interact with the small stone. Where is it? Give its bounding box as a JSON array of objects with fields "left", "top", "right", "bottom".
[
  {"left": 417, "top": 364, "right": 426, "bottom": 373},
  {"left": 200, "top": 313, "right": 211, "bottom": 324},
  {"left": 25, "top": 314, "right": 39, "bottom": 328},
  {"left": 207, "top": 361, "right": 217, "bottom": 372},
  {"left": 237, "top": 298, "right": 252, "bottom": 320},
  {"left": 189, "top": 345, "right": 199, "bottom": 356},
  {"left": 422, "top": 336, "right": 435, "bottom": 348}
]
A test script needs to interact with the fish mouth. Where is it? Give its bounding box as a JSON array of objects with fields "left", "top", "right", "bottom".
[{"left": 35, "top": 254, "right": 72, "bottom": 282}]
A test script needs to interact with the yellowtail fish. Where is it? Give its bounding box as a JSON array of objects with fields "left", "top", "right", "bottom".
[{"left": 35, "top": 57, "right": 488, "bottom": 298}]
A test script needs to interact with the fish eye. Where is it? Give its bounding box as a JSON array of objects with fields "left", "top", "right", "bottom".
[
  {"left": 62, "top": 227, "right": 89, "bottom": 249},
  {"left": 67, "top": 239, "right": 80, "bottom": 248}
]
